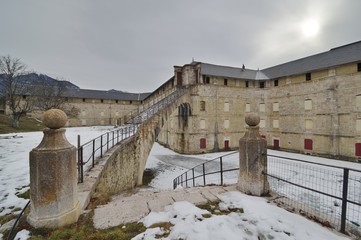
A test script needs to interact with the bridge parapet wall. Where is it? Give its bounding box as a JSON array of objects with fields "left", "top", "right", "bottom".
[{"left": 92, "top": 87, "right": 192, "bottom": 197}]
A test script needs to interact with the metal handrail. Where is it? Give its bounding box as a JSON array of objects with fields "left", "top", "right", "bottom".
[
  {"left": 77, "top": 86, "right": 189, "bottom": 183},
  {"left": 6, "top": 200, "right": 30, "bottom": 240},
  {"left": 173, "top": 152, "right": 361, "bottom": 235}
]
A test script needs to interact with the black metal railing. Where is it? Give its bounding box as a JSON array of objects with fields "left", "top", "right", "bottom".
[
  {"left": 172, "top": 152, "right": 361, "bottom": 235},
  {"left": 129, "top": 86, "right": 187, "bottom": 125},
  {"left": 77, "top": 124, "right": 136, "bottom": 183},
  {"left": 265, "top": 154, "right": 361, "bottom": 235},
  {"left": 77, "top": 87, "right": 189, "bottom": 183},
  {"left": 6, "top": 200, "right": 30, "bottom": 240},
  {"left": 172, "top": 151, "right": 239, "bottom": 189}
]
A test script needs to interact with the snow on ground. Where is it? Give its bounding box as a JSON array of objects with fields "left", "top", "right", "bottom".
[
  {"left": 0, "top": 126, "right": 114, "bottom": 217},
  {"left": 0, "top": 128, "right": 359, "bottom": 239},
  {"left": 133, "top": 191, "right": 349, "bottom": 240}
]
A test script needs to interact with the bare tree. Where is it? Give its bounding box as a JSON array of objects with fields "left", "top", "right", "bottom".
[
  {"left": 33, "top": 76, "right": 69, "bottom": 111},
  {"left": 0, "top": 55, "right": 35, "bottom": 128}
]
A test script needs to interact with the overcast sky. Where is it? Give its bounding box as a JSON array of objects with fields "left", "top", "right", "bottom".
[{"left": 1, "top": 1, "right": 361, "bottom": 93}]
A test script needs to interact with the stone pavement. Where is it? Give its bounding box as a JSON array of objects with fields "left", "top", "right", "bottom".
[{"left": 93, "top": 185, "right": 237, "bottom": 229}]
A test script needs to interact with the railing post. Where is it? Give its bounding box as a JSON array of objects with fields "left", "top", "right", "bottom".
[
  {"left": 220, "top": 157, "right": 223, "bottom": 185},
  {"left": 117, "top": 130, "right": 119, "bottom": 143},
  {"left": 185, "top": 171, "right": 188, "bottom": 188},
  {"left": 203, "top": 163, "right": 206, "bottom": 186},
  {"left": 192, "top": 168, "right": 195, "bottom": 187},
  {"left": 112, "top": 131, "right": 114, "bottom": 147},
  {"left": 107, "top": 132, "right": 109, "bottom": 151},
  {"left": 80, "top": 147, "right": 84, "bottom": 183},
  {"left": 340, "top": 168, "right": 349, "bottom": 233},
  {"left": 92, "top": 139, "right": 95, "bottom": 168},
  {"left": 77, "top": 135, "right": 82, "bottom": 183},
  {"left": 100, "top": 135, "right": 103, "bottom": 158},
  {"left": 181, "top": 174, "right": 183, "bottom": 187}
]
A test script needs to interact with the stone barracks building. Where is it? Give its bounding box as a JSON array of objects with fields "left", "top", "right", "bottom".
[{"left": 155, "top": 41, "right": 361, "bottom": 160}]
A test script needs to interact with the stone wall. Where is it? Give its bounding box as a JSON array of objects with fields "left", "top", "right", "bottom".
[{"left": 157, "top": 63, "right": 361, "bottom": 160}]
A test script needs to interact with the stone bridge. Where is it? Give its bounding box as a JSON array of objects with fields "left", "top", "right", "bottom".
[{"left": 77, "top": 86, "right": 194, "bottom": 209}]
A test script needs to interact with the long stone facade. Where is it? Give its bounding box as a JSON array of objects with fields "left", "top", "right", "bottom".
[{"left": 157, "top": 41, "right": 361, "bottom": 161}]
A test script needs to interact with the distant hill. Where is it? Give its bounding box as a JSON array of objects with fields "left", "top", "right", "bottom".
[{"left": 0, "top": 73, "right": 80, "bottom": 92}]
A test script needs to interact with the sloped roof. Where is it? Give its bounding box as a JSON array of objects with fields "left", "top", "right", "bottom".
[
  {"left": 200, "top": 63, "right": 267, "bottom": 80},
  {"left": 62, "top": 88, "right": 151, "bottom": 101},
  {"left": 198, "top": 41, "right": 361, "bottom": 81},
  {"left": 262, "top": 41, "right": 361, "bottom": 79}
]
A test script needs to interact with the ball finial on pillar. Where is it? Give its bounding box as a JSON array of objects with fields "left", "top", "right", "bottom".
[
  {"left": 245, "top": 112, "right": 260, "bottom": 127},
  {"left": 43, "top": 109, "right": 68, "bottom": 129}
]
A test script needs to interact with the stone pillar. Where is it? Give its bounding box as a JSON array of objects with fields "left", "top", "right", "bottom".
[
  {"left": 28, "top": 109, "right": 80, "bottom": 228},
  {"left": 237, "top": 113, "right": 269, "bottom": 196}
]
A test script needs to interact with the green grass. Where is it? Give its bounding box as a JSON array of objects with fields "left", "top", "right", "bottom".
[
  {"left": 6, "top": 210, "right": 147, "bottom": 240},
  {"left": 0, "top": 114, "right": 44, "bottom": 134}
]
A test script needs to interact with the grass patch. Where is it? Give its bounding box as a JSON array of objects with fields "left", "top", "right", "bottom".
[
  {"left": 0, "top": 114, "right": 44, "bottom": 134},
  {"left": 16, "top": 189, "right": 30, "bottom": 200},
  {"left": 9, "top": 209, "right": 147, "bottom": 240},
  {"left": 197, "top": 201, "right": 244, "bottom": 216}
]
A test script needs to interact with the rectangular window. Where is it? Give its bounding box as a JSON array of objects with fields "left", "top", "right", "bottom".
[
  {"left": 273, "top": 102, "right": 279, "bottom": 112},
  {"left": 358, "top": 63, "right": 361, "bottom": 72},
  {"left": 22, "top": 95, "right": 26, "bottom": 99},
  {"left": 245, "top": 103, "right": 251, "bottom": 112},
  {"left": 304, "top": 99, "right": 312, "bottom": 110},
  {"left": 259, "top": 81, "right": 265, "bottom": 88},
  {"left": 245, "top": 81, "right": 249, "bottom": 88},
  {"left": 274, "top": 79, "right": 279, "bottom": 87},
  {"left": 356, "top": 143, "right": 361, "bottom": 156},
  {"left": 224, "top": 119, "right": 229, "bottom": 129},
  {"left": 82, "top": 98, "right": 86, "bottom": 102},
  {"left": 200, "top": 101, "right": 206, "bottom": 111},
  {"left": 177, "top": 72, "right": 183, "bottom": 86},
  {"left": 304, "top": 139, "right": 313, "bottom": 150},
  {"left": 357, "top": 95, "right": 361, "bottom": 108},
  {"left": 116, "top": 100, "right": 119, "bottom": 104},
  {"left": 200, "top": 138, "right": 206, "bottom": 149},
  {"left": 305, "top": 119, "right": 313, "bottom": 130},
  {"left": 130, "top": 101, "right": 132, "bottom": 104},
  {"left": 202, "top": 76, "right": 210, "bottom": 84},
  {"left": 200, "top": 119, "right": 206, "bottom": 129},
  {"left": 224, "top": 102, "right": 229, "bottom": 112},
  {"left": 306, "top": 73, "right": 311, "bottom": 81},
  {"left": 101, "top": 99, "right": 104, "bottom": 103},
  {"left": 259, "top": 103, "right": 265, "bottom": 112},
  {"left": 224, "top": 79, "right": 228, "bottom": 86},
  {"left": 273, "top": 119, "right": 279, "bottom": 129},
  {"left": 260, "top": 119, "right": 266, "bottom": 128},
  {"left": 357, "top": 119, "right": 361, "bottom": 131}
]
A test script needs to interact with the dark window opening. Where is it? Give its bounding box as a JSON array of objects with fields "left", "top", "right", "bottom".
[
  {"left": 203, "top": 76, "right": 210, "bottom": 84},
  {"left": 259, "top": 81, "right": 265, "bottom": 88},
  {"left": 358, "top": 63, "right": 361, "bottom": 72},
  {"left": 245, "top": 81, "right": 249, "bottom": 88},
  {"left": 304, "top": 139, "right": 313, "bottom": 150},
  {"left": 224, "top": 79, "right": 228, "bottom": 86},
  {"left": 82, "top": 98, "right": 86, "bottom": 102},
  {"left": 116, "top": 100, "right": 119, "bottom": 104},
  {"left": 274, "top": 79, "right": 279, "bottom": 87},
  {"left": 306, "top": 73, "right": 312, "bottom": 81},
  {"left": 22, "top": 95, "right": 26, "bottom": 99},
  {"left": 130, "top": 101, "right": 132, "bottom": 104},
  {"left": 100, "top": 99, "right": 104, "bottom": 103},
  {"left": 200, "top": 101, "right": 206, "bottom": 111}
]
